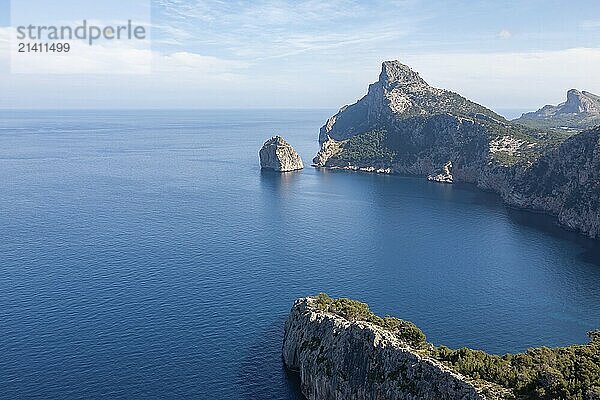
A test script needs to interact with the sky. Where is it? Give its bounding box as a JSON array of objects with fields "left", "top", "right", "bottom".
[{"left": 0, "top": 0, "right": 599, "bottom": 112}]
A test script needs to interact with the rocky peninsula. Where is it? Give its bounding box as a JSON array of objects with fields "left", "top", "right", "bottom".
[
  {"left": 514, "top": 89, "right": 600, "bottom": 131},
  {"left": 313, "top": 61, "right": 600, "bottom": 239},
  {"left": 260, "top": 136, "right": 304, "bottom": 172},
  {"left": 283, "top": 294, "right": 600, "bottom": 400}
]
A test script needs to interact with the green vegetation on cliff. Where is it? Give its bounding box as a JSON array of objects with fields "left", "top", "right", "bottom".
[
  {"left": 513, "top": 89, "right": 600, "bottom": 132},
  {"left": 434, "top": 335, "right": 600, "bottom": 400},
  {"left": 314, "top": 293, "right": 426, "bottom": 349},
  {"left": 317, "top": 61, "right": 600, "bottom": 239},
  {"left": 331, "top": 120, "right": 568, "bottom": 169},
  {"left": 332, "top": 130, "right": 395, "bottom": 165},
  {"left": 514, "top": 114, "right": 597, "bottom": 132},
  {"left": 312, "top": 294, "right": 600, "bottom": 400}
]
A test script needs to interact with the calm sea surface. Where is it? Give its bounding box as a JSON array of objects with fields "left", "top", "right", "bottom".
[{"left": 0, "top": 110, "right": 599, "bottom": 399}]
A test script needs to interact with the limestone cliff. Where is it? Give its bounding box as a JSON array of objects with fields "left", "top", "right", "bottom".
[
  {"left": 283, "top": 297, "right": 511, "bottom": 400},
  {"left": 504, "top": 127, "right": 600, "bottom": 238},
  {"left": 259, "top": 136, "right": 304, "bottom": 172},
  {"left": 312, "top": 135, "right": 342, "bottom": 167},
  {"left": 319, "top": 61, "right": 504, "bottom": 143},
  {"left": 316, "top": 61, "right": 540, "bottom": 179},
  {"left": 514, "top": 89, "right": 600, "bottom": 131},
  {"left": 313, "top": 61, "right": 600, "bottom": 239},
  {"left": 283, "top": 295, "right": 600, "bottom": 400}
]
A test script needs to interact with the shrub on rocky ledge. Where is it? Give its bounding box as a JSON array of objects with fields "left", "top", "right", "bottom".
[
  {"left": 433, "top": 331, "right": 600, "bottom": 400},
  {"left": 312, "top": 294, "right": 600, "bottom": 400},
  {"left": 313, "top": 293, "right": 427, "bottom": 349}
]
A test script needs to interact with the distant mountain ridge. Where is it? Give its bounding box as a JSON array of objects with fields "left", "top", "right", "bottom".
[
  {"left": 313, "top": 61, "right": 600, "bottom": 239},
  {"left": 514, "top": 89, "right": 600, "bottom": 130}
]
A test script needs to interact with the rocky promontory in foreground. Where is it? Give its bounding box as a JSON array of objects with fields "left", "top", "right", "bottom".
[
  {"left": 283, "top": 294, "right": 600, "bottom": 400},
  {"left": 260, "top": 136, "right": 304, "bottom": 172},
  {"left": 313, "top": 61, "right": 600, "bottom": 239}
]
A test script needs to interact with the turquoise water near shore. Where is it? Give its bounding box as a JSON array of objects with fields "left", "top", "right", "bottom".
[{"left": 0, "top": 110, "right": 599, "bottom": 399}]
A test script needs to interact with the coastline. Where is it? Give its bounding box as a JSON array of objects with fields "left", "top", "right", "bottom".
[
  {"left": 312, "top": 163, "right": 600, "bottom": 240},
  {"left": 283, "top": 294, "right": 600, "bottom": 400}
]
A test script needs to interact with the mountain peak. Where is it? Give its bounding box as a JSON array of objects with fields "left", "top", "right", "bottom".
[
  {"left": 582, "top": 91, "right": 600, "bottom": 99},
  {"left": 564, "top": 89, "right": 600, "bottom": 114},
  {"left": 514, "top": 89, "right": 600, "bottom": 130},
  {"left": 379, "top": 60, "right": 427, "bottom": 87},
  {"left": 319, "top": 61, "right": 504, "bottom": 142}
]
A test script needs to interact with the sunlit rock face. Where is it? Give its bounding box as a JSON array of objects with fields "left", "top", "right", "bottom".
[
  {"left": 514, "top": 89, "right": 600, "bottom": 130},
  {"left": 312, "top": 61, "right": 600, "bottom": 239},
  {"left": 283, "top": 297, "right": 511, "bottom": 400},
  {"left": 318, "top": 60, "right": 502, "bottom": 143},
  {"left": 259, "top": 136, "right": 304, "bottom": 172}
]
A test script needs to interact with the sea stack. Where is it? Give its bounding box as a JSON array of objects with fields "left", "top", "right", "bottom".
[{"left": 259, "top": 136, "right": 304, "bottom": 172}]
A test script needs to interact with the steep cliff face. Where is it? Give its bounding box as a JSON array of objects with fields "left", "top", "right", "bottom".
[
  {"left": 561, "top": 90, "right": 600, "bottom": 114},
  {"left": 505, "top": 128, "right": 600, "bottom": 238},
  {"left": 283, "top": 297, "right": 510, "bottom": 400},
  {"left": 313, "top": 61, "right": 600, "bottom": 239},
  {"left": 514, "top": 89, "right": 600, "bottom": 130},
  {"left": 315, "top": 114, "right": 495, "bottom": 183},
  {"left": 319, "top": 61, "right": 505, "bottom": 143},
  {"left": 283, "top": 295, "right": 600, "bottom": 400},
  {"left": 259, "top": 136, "right": 304, "bottom": 172},
  {"left": 316, "top": 61, "right": 543, "bottom": 176},
  {"left": 312, "top": 136, "right": 342, "bottom": 167}
]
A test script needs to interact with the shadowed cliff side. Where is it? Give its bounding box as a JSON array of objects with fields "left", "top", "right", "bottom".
[
  {"left": 313, "top": 61, "right": 600, "bottom": 239},
  {"left": 283, "top": 295, "right": 600, "bottom": 400}
]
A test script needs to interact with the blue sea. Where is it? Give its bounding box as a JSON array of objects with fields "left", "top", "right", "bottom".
[{"left": 0, "top": 110, "right": 599, "bottom": 399}]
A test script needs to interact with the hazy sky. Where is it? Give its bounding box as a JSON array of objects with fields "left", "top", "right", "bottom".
[{"left": 0, "top": 0, "right": 599, "bottom": 112}]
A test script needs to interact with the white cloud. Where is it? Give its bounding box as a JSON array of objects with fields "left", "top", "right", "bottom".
[
  {"left": 10, "top": 41, "right": 153, "bottom": 75},
  {"left": 154, "top": 52, "right": 248, "bottom": 82},
  {"left": 0, "top": 25, "right": 244, "bottom": 79},
  {"left": 0, "top": 27, "right": 11, "bottom": 73},
  {"left": 152, "top": 0, "right": 424, "bottom": 61},
  {"left": 1, "top": 18, "right": 599, "bottom": 111},
  {"left": 152, "top": 23, "right": 193, "bottom": 46},
  {"left": 250, "top": 26, "right": 408, "bottom": 61},
  {"left": 157, "top": 0, "right": 364, "bottom": 26},
  {"left": 498, "top": 29, "right": 512, "bottom": 39},
  {"left": 401, "top": 47, "right": 600, "bottom": 109},
  {"left": 580, "top": 20, "right": 600, "bottom": 30},
  {"left": 0, "top": 26, "right": 10, "bottom": 47}
]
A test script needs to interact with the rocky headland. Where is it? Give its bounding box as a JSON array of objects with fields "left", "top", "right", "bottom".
[
  {"left": 260, "top": 136, "right": 304, "bottom": 172},
  {"left": 283, "top": 294, "right": 600, "bottom": 400},
  {"left": 514, "top": 89, "right": 600, "bottom": 131},
  {"left": 313, "top": 61, "right": 600, "bottom": 239}
]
